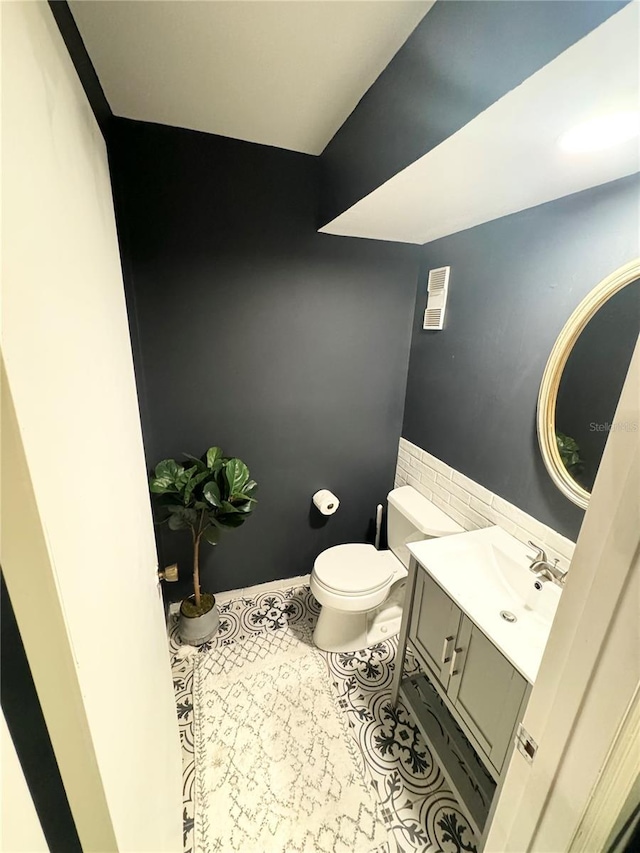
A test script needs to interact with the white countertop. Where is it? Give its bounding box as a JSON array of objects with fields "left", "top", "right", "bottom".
[{"left": 408, "top": 526, "right": 562, "bottom": 684}]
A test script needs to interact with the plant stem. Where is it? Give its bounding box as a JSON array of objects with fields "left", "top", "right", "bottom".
[{"left": 193, "top": 531, "right": 201, "bottom": 609}]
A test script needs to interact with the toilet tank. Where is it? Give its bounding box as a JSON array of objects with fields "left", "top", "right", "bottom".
[{"left": 387, "top": 486, "right": 463, "bottom": 568}]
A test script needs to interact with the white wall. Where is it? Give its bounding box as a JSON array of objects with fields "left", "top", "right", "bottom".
[
  {"left": 1, "top": 3, "right": 182, "bottom": 850},
  {"left": 1, "top": 715, "right": 49, "bottom": 853}
]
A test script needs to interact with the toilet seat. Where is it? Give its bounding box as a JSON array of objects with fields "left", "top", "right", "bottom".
[{"left": 313, "top": 543, "right": 398, "bottom": 596}]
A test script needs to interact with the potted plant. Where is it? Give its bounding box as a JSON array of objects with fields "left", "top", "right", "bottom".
[
  {"left": 149, "top": 446, "right": 257, "bottom": 645},
  {"left": 556, "top": 431, "right": 584, "bottom": 479}
]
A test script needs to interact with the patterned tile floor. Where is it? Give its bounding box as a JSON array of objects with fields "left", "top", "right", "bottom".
[{"left": 168, "top": 585, "right": 479, "bottom": 853}]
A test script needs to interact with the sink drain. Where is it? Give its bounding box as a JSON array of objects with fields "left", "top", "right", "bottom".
[{"left": 500, "top": 610, "right": 517, "bottom": 623}]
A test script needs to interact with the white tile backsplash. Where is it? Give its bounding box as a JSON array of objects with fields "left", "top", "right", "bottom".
[
  {"left": 395, "top": 438, "right": 575, "bottom": 570},
  {"left": 437, "top": 474, "right": 471, "bottom": 505}
]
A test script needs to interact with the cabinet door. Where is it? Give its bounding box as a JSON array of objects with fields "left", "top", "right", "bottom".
[
  {"left": 409, "top": 571, "right": 462, "bottom": 689},
  {"left": 448, "top": 617, "right": 527, "bottom": 775}
]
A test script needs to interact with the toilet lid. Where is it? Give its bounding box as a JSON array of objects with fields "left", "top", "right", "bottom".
[{"left": 313, "top": 544, "right": 396, "bottom": 595}]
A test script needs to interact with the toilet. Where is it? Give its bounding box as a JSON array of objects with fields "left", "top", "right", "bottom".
[{"left": 310, "top": 485, "right": 463, "bottom": 652}]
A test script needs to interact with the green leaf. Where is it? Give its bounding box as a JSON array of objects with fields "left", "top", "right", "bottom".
[
  {"left": 149, "top": 477, "right": 176, "bottom": 494},
  {"left": 182, "top": 453, "right": 208, "bottom": 472},
  {"left": 243, "top": 480, "right": 258, "bottom": 496},
  {"left": 203, "top": 482, "right": 222, "bottom": 508},
  {"left": 167, "top": 506, "right": 198, "bottom": 527},
  {"left": 154, "top": 459, "right": 183, "bottom": 482},
  {"left": 206, "top": 447, "right": 223, "bottom": 469},
  {"left": 214, "top": 513, "right": 246, "bottom": 529},
  {"left": 556, "top": 431, "right": 583, "bottom": 475},
  {"left": 221, "top": 500, "right": 241, "bottom": 514},
  {"left": 202, "top": 525, "right": 221, "bottom": 545},
  {"left": 175, "top": 465, "right": 197, "bottom": 492},
  {"left": 184, "top": 469, "right": 211, "bottom": 504},
  {"left": 230, "top": 493, "right": 257, "bottom": 504},
  {"left": 225, "top": 459, "right": 249, "bottom": 495},
  {"left": 150, "top": 458, "right": 185, "bottom": 493},
  {"left": 168, "top": 513, "right": 188, "bottom": 531},
  {"left": 164, "top": 503, "right": 187, "bottom": 513}
]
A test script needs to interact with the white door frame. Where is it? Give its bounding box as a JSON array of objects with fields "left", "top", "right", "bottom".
[
  {"left": 485, "top": 337, "right": 640, "bottom": 851},
  {"left": 1, "top": 360, "right": 118, "bottom": 851},
  {"left": 1, "top": 5, "right": 183, "bottom": 849},
  {"left": 569, "top": 683, "right": 640, "bottom": 852}
]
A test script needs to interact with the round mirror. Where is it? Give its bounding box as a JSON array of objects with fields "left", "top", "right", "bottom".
[{"left": 537, "top": 259, "right": 640, "bottom": 508}]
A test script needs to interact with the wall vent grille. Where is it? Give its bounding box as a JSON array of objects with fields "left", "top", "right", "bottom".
[{"left": 423, "top": 266, "right": 450, "bottom": 330}]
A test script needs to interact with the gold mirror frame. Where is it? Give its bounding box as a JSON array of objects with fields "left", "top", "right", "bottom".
[{"left": 537, "top": 258, "right": 640, "bottom": 509}]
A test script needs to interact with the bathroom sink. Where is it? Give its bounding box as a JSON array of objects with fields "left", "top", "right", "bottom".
[{"left": 408, "top": 526, "right": 562, "bottom": 683}]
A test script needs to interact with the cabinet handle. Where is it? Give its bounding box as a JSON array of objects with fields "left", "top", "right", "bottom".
[
  {"left": 450, "top": 647, "right": 464, "bottom": 677},
  {"left": 441, "top": 635, "right": 455, "bottom": 664}
]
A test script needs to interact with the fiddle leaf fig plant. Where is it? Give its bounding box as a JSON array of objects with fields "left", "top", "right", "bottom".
[
  {"left": 555, "top": 431, "right": 584, "bottom": 478},
  {"left": 149, "top": 447, "right": 257, "bottom": 614}
]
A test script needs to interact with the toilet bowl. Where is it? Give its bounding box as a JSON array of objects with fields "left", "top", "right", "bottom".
[{"left": 310, "top": 486, "right": 463, "bottom": 653}]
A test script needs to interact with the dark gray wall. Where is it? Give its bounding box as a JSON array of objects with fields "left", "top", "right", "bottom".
[
  {"left": 320, "top": 0, "right": 628, "bottom": 226},
  {"left": 108, "top": 119, "right": 419, "bottom": 599},
  {"left": 403, "top": 174, "right": 640, "bottom": 541},
  {"left": 48, "top": 1, "right": 112, "bottom": 138}
]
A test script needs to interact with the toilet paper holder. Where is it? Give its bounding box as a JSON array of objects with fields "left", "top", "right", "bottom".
[{"left": 313, "top": 489, "right": 340, "bottom": 516}]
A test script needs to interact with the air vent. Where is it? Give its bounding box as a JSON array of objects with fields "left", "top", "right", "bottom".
[{"left": 423, "top": 266, "right": 450, "bottom": 330}]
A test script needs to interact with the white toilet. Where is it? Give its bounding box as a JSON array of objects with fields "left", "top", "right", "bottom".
[{"left": 310, "top": 485, "right": 463, "bottom": 652}]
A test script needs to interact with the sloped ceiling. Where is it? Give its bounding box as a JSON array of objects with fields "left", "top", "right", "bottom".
[
  {"left": 69, "top": 0, "right": 433, "bottom": 155},
  {"left": 70, "top": 1, "right": 638, "bottom": 244},
  {"left": 321, "top": 3, "right": 639, "bottom": 244}
]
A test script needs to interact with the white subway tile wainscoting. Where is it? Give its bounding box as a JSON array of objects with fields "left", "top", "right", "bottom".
[{"left": 395, "top": 438, "right": 575, "bottom": 572}]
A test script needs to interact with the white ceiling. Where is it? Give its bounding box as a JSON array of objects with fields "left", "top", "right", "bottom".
[
  {"left": 321, "top": 3, "right": 640, "bottom": 244},
  {"left": 70, "top": 0, "right": 432, "bottom": 155}
]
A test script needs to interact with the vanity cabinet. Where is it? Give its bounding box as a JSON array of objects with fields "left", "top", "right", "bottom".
[
  {"left": 448, "top": 617, "right": 527, "bottom": 776},
  {"left": 409, "top": 570, "right": 527, "bottom": 777},
  {"left": 394, "top": 558, "right": 532, "bottom": 846},
  {"left": 409, "top": 569, "right": 461, "bottom": 686}
]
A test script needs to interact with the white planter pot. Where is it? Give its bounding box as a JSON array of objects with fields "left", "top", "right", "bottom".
[{"left": 178, "top": 595, "right": 220, "bottom": 646}]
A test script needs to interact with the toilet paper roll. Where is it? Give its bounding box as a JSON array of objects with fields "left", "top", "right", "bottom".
[{"left": 313, "top": 489, "right": 340, "bottom": 516}]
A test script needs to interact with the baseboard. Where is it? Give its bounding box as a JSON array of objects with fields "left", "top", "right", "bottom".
[{"left": 168, "top": 574, "right": 311, "bottom": 616}]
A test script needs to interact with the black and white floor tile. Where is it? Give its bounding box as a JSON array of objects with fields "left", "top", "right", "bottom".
[{"left": 168, "top": 585, "right": 479, "bottom": 853}]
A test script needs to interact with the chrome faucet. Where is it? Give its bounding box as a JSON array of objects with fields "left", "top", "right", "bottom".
[{"left": 527, "top": 542, "right": 567, "bottom": 587}]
